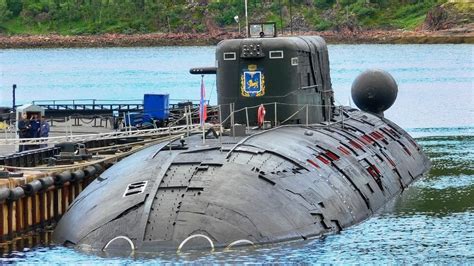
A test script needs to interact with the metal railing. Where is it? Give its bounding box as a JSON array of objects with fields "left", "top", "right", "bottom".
[
  {"left": 0, "top": 102, "right": 348, "bottom": 149},
  {"left": 220, "top": 101, "right": 343, "bottom": 129},
  {"left": 31, "top": 98, "right": 202, "bottom": 107},
  {"left": 0, "top": 104, "right": 219, "bottom": 147}
]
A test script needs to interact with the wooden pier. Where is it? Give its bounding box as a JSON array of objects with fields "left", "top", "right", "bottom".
[
  {"left": 0, "top": 133, "right": 185, "bottom": 244},
  {"left": 0, "top": 163, "right": 103, "bottom": 242},
  {"left": 0, "top": 100, "right": 218, "bottom": 244}
]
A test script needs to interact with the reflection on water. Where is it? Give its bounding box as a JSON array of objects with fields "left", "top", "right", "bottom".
[{"left": 1, "top": 127, "right": 473, "bottom": 263}]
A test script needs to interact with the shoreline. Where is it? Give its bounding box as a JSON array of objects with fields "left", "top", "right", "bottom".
[{"left": 0, "top": 28, "right": 473, "bottom": 48}]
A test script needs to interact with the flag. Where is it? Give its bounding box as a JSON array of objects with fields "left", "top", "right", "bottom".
[{"left": 199, "top": 76, "right": 207, "bottom": 126}]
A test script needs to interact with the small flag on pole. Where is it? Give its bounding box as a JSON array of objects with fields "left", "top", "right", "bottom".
[{"left": 199, "top": 75, "right": 207, "bottom": 126}]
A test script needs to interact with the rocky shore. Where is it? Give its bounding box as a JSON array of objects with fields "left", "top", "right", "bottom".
[{"left": 0, "top": 26, "right": 472, "bottom": 49}]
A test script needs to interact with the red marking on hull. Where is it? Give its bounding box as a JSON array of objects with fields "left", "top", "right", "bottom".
[
  {"left": 387, "top": 157, "right": 396, "bottom": 167},
  {"left": 307, "top": 159, "right": 320, "bottom": 169},
  {"left": 337, "top": 146, "right": 351, "bottom": 156},
  {"left": 370, "top": 131, "right": 383, "bottom": 140},
  {"left": 403, "top": 147, "right": 412, "bottom": 156},
  {"left": 325, "top": 151, "right": 340, "bottom": 161},
  {"left": 349, "top": 140, "right": 363, "bottom": 149},
  {"left": 372, "top": 165, "right": 381, "bottom": 174},
  {"left": 361, "top": 135, "right": 374, "bottom": 144},
  {"left": 367, "top": 167, "right": 378, "bottom": 178},
  {"left": 317, "top": 155, "right": 330, "bottom": 165}
]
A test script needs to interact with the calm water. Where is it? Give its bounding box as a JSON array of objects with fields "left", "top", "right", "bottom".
[{"left": 0, "top": 44, "right": 473, "bottom": 263}]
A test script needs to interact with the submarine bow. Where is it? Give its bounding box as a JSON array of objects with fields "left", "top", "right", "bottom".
[{"left": 53, "top": 110, "right": 429, "bottom": 252}]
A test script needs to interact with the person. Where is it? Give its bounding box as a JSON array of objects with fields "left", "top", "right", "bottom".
[
  {"left": 39, "top": 116, "right": 50, "bottom": 148},
  {"left": 30, "top": 115, "right": 40, "bottom": 138},
  {"left": 29, "top": 115, "right": 41, "bottom": 150},
  {"left": 17, "top": 113, "right": 31, "bottom": 152}
]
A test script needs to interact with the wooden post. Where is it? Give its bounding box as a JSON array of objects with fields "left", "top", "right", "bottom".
[
  {"left": 0, "top": 203, "right": 4, "bottom": 240},
  {"left": 34, "top": 194, "right": 40, "bottom": 227},
  {"left": 7, "top": 201, "right": 13, "bottom": 238},
  {"left": 16, "top": 200, "right": 23, "bottom": 235},
  {"left": 54, "top": 189, "right": 59, "bottom": 221},
  {"left": 61, "top": 186, "right": 67, "bottom": 215},
  {"left": 68, "top": 183, "right": 74, "bottom": 208},
  {"left": 39, "top": 192, "right": 45, "bottom": 226},
  {"left": 75, "top": 183, "right": 80, "bottom": 197},
  {"left": 22, "top": 197, "right": 29, "bottom": 232}
]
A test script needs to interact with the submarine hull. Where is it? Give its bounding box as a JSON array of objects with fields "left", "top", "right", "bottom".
[{"left": 53, "top": 108, "right": 430, "bottom": 252}]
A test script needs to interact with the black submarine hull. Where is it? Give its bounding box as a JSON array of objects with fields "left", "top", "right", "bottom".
[{"left": 53, "top": 108, "right": 430, "bottom": 252}]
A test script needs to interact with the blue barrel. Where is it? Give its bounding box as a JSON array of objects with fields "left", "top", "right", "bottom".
[{"left": 143, "top": 94, "right": 169, "bottom": 120}]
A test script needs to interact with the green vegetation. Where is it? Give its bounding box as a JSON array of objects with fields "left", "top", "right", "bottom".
[{"left": 0, "top": 0, "right": 454, "bottom": 35}]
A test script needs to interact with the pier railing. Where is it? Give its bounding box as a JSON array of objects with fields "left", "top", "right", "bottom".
[
  {"left": 0, "top": 102, "right": 345, "bottom": 148},
  {"left": 31, "top": 98, "right": 202, "bottom": 112}
]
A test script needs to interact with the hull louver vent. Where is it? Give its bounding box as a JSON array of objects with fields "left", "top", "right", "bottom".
[{"left": 123, "top": 181, "right": 148, "bottom": 197}]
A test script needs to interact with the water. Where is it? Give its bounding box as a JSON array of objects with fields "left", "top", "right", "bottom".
[
  {"left": 0, "top": 44, "right": 473, "bottom": 263},
  {"left": 1, "top": 44, "right": 473, "bottom": 128}
]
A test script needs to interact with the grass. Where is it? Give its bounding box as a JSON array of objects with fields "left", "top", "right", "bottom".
[{"left": 0, "top": 1, "right": 452, "bottom": 35}]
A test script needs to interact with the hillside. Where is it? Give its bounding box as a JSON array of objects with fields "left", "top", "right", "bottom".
[{"left": 0, "top": 0, "right": 472, "bottom": 45}]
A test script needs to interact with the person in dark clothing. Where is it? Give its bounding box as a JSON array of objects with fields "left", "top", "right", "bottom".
[
  {"left": 17, "top": 113, "right": 31, "bottom": 152},
  {"left": 39, "top": 116, "right": 50, "bottom": 148},
  {"left": 30, "top": 115, "right": 40, "bottom": 138},
  {"left": 29, "top": 115, "right": 41, "bottom": 150}
]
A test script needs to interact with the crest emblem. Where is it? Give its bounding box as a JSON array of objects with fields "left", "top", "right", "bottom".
[{"left": 241, "top": 64, "right": 265, "bottom": 97}]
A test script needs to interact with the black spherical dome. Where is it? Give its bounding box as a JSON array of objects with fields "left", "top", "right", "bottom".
[{"left": 351, "top": 69, "right": 398, "bottom": 115}]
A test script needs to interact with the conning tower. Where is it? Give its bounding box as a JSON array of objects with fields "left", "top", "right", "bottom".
[{"left": 215, "top": 23, "right": 334, "bottom": 125}]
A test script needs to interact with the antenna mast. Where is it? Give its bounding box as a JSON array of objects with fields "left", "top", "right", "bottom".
[{"left": 244, "top": 0, "right": 249, "bottom": 37}]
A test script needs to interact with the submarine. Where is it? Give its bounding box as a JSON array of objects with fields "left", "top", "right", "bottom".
[{"left": 53, "top": 23, "right": 430, "bottom": 252}]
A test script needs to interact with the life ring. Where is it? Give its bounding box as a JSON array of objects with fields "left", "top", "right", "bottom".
[{"left": 257, "top": 104, "right": 266, "bottom": 128}]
